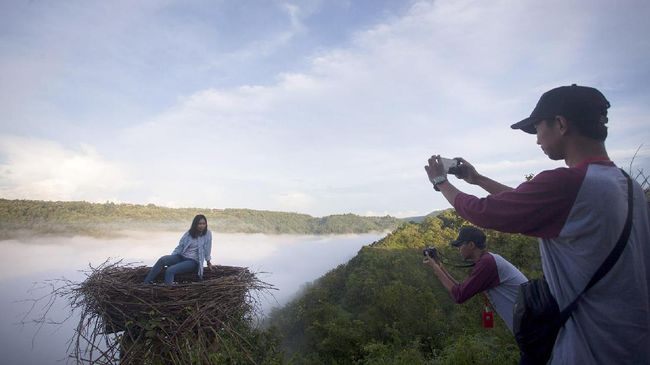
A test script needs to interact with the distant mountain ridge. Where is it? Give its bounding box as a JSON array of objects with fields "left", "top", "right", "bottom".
[
  {"left": 400, "top": 209, "right": 449, "bottom": 223},
  {"left": 0, "top": 198, "right": 402, "bottom": 239}
]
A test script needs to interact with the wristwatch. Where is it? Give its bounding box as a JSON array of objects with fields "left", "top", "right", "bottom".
[{"left": 432, "top": 176, "right": 447, "bottom": 191}]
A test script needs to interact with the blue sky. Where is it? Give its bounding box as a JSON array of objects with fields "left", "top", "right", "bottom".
[{"left": 1, "top": 0, "right": 649, "bottom": 217}]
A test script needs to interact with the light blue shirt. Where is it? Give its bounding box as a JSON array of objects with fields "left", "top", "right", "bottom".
[{"left": 171, "top": 230, "right": 212, "bottom": 279}]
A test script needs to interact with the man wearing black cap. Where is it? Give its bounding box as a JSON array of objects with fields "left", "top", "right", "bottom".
[
  {"left": 424, "top": 84, "right": 650, "bottom": 364},
  {"left": 423, "top": 226, "right": 527, "bottom": 332}
]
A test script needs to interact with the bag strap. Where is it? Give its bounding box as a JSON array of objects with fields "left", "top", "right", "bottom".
[{"left": 559, "top": 169, "right": 634, "bottom": 320}]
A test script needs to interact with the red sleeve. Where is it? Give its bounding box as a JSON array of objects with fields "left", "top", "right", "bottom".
[
  {"left": 453, "top": 167, "right": 585, "bottom": 238},
  {"left": 451, "top": 253, "right": 499, "bottom": 304}
]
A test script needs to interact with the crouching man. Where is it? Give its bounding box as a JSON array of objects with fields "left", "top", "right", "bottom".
[{"left": 424, "top": 226, "right": 527, "bottom": 332}]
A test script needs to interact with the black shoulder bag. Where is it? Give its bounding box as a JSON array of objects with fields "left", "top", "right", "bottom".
[{"left": 512, "top": 170, "right": 634, "bottom": 365}]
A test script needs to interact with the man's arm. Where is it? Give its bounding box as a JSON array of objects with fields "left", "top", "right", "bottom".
[
  {"left": 424, "top": 156, "right": 512, "bottom": 207},
  {"left": 425, "top": 155, "right": 579, "bottom": 237},
  {"left": 424, "top": 258, "right": 458, "bottom": 294},
  {"left": 434, "top": 177, "right": 510, "bottom": 208},
  {"left": 424, "top": 254, "right": 499, "bottom": 304},
  {"left": 454, "top": 158, "right": 513, "bottom": 194},
  {"left": 471, "top": 174, "right": 514, "bottom": 194},
  {"left": 424, "top": 155, "right": 462, "bottom": 206},
  {"left": 436, "top": 180, "right": 461, "bottom": 207},
  {"left": 439, "top": 265, "right": 460, "bottom": 285}
]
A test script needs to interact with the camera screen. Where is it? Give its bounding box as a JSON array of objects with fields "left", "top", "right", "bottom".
[{"left": 440, "top": 157, "right": 458, "bottom": 172}]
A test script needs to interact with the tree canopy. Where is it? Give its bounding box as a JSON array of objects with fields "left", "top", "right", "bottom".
[{"left": 265, "top": 210, "right": 541, "bottom": 364}]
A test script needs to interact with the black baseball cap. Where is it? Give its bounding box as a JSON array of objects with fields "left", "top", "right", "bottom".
[
  {"left": 511, "top": 84, "right": 611, "bottom": 134},
  {"left": 450, "top": 226, "right": 486, "bottom": 249}
]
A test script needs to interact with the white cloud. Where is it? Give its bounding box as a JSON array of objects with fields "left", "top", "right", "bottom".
[
  {"left": 2, "top": 0, "right": 649, "bottom": 215},
  {"left": 0, "top": 136, "right": 132, "bottom": 202},
  {"left": 115, "top": 0, "right": 649, "bottom": 215}
]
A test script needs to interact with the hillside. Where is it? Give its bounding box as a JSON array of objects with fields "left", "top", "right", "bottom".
[
  {"left": 0, "top": 199, "right": 401, "bottom": 239},
  {"left": 265, "top": 210, "right": 542, "bottom": 364},
  {"left": 400, "top": 209, "right": 448, "bottom": 223}
]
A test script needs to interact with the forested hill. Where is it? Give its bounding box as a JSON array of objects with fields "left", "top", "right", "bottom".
[
  {"left": 265, "top": 210, "right": 542, "bottom": 364},
  {"left": 0, "top": 199, "right": 401, "bottom": 239}
]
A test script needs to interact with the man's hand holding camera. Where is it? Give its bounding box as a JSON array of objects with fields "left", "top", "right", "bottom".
[
  {"left": 424, "top": 155, "right": 462, "bottom": 204},
  {"left": 423, "top": 257, "right": 441, "bottom": 272},
  {"left": 452, "top": 158, "right": 480, "bottom": 184},
  {"left": 425, "top": 155, "right": 513, "bottom": 200},
  {"left": 425, "top": 156, "right": 479, "bottom": 184},
  {"left": 422, "top": 246, "right": 459, "bottom": 291},
  {"left": 422, "top": 247, "right": 442, "bottom": 270},
  {"left": 424, "top": 155, "right": 448, "bottom": 186}
]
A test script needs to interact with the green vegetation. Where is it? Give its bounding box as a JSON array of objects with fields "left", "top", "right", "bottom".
[
  {"left": 119, "top": 313, "right": 285, "bottom": 365},
  {"left": 0, "top": 199, "right": 401, "bottom": 239},
  {"left": 264, "top": 210, "right": 541, "bottom": 364},
  {"left": 4, "top": 198, "right": 548, "bottom": 363}
]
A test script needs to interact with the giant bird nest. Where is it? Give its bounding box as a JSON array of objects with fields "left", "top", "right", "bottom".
[{"left": 32, "top": 261, "right": 275, "bottom": 365}]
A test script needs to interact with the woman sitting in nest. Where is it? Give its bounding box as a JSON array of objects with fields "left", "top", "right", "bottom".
[{"left": 143, "top": 214, "right": 214, "bottom": 285}]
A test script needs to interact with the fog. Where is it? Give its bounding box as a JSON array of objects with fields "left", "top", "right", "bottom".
[{"left": 0, "top": 231, "right": 382, "bottom": 365}]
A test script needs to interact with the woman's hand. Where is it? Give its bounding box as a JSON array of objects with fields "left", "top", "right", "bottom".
[{"left": 207, "top": 261, "right": 215, "bottom": 272}]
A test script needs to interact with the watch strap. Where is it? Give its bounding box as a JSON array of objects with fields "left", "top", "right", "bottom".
[{"left": 433, "top": 176, "right": 447, "bottom": 191}]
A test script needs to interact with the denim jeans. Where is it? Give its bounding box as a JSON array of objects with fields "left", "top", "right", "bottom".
[{"left": 143, "top": 254, "right": 198, "bottom": 285}]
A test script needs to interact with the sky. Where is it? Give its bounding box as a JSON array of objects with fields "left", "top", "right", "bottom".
[{"left": 1, "top": 0, "right": 649, "bottom": 218}]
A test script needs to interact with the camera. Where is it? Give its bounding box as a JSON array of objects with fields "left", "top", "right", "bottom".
[
  {"left": 440, "top": 157, "right": 462, "bottom": 175},
  {"left": 423, "top": 247, "right": 439, "bottom": 260}
]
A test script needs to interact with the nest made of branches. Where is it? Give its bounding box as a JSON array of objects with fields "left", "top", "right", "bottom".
[
  {"left": 83, "top": 264, "right": 258, "bottom": 334},
  {"left": 41, "top": 260, "right": 275, "bottom": 365}
]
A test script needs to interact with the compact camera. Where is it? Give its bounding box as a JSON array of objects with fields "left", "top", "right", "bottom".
[
  {"left": 423, "top": 247, "right": 439, "bottom": 261},
  {"left": 440, "top": 157, "right": 462, "bottom": 176}
]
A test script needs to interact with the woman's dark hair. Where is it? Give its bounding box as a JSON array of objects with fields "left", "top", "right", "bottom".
[{"left": 189, "top": 214, "right": 208, "bottom": 238}]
